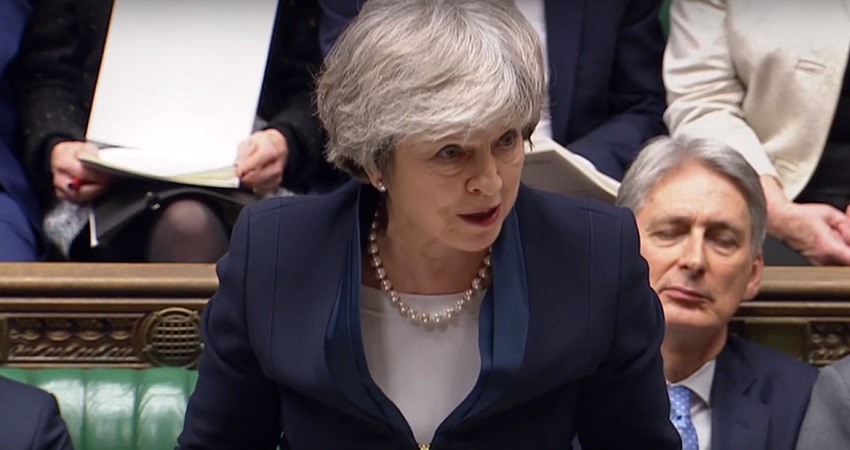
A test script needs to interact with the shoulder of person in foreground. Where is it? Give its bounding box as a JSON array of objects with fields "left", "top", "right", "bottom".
[
  {"left": 0, "top": 376, "right": 74, "bottom": 450},
  {"left": 795, "top": 355, "right": 850, "bottom": 450},
  {"left": 518, "top": 186, "right": 678, "bottom": 449},
  {"left": 240, "top": 180, "right": 358, "bottom": 223}
]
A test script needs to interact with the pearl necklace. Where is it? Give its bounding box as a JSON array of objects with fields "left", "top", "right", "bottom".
[{"left": 367, "top": 211, "right": 492, "bottom": 326}]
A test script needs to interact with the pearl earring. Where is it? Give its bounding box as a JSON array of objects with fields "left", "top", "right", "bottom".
[{"left": 377, "top": 182, "right": 387, "bottom": 193}]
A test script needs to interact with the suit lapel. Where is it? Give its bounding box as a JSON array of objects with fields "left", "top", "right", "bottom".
[
  {"left": 544, "top": 0, "right": 585, "bottom": 142},
  {"left": 711, "top": 340, "right": 769, "bottom": 450}
]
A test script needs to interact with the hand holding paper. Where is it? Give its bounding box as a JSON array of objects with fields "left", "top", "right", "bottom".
[
  {"left": 82, "top": 0, "right": 280, "bottom": 188},
  {"left": 51, "top": 141, "right": 112, "bottom": 203},
  {"left": 236, "top": 129, "right": 289, "bottom": 195}
]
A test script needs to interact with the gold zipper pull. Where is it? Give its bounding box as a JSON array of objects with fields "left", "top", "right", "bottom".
[{"left": 418, "top": 445, "right": 430, "bottom": 450}]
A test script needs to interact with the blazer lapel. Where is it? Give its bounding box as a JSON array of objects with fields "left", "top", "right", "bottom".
[
  {"left": 544, "top": 0, "right": 585, "bottom": 142},
  {"left": 322, "top": 186, "right": 532, "bottom": 445},
  {"left": 710, "top": 342, "right": 770, "bottom": 450},
  {"left": 323, "top": 185, "right": 414, "bottom": 435},
  {"left": 263, "top": 182, "right": 381, "bottom": 422}
]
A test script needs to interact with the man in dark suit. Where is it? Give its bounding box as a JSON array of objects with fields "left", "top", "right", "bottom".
[
  {"left": 318, "top": 0, "right": 667, "bottom": 180},
  {"left": 0, "top": 375, "right": 74, "bottom": 450},
  {"left": 618, "top": 136, "right": 818, "bottom": 450},
  {"left": 0, "top": 0, "right": 42, "bottom": 261}
]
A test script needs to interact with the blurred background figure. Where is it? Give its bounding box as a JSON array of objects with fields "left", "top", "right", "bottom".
[
  {"left": 0, "top": 0, "right": 43, "bottom": 261},
  {"left": 665, "top": 0, "right": 850, "bottom": 266},
  {"left": 319, "top": 0, "right": 668, "bottom": 180},
  {"left": 12, "top": 0, "right": 343, "bottom": 262}
]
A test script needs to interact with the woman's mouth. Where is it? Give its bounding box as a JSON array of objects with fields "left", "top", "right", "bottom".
[{"left": 459, "top": 205, "right": 501, "bottom": 227}]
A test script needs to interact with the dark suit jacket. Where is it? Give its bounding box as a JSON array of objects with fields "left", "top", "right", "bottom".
[
  {"left": 711, "top": 336, "right": 817, "bottom": 450},
  {"left": 0, "top": 0, "right": 41, "bottom": 239},
  {"left": 178, "top": 181, "right": 680, "bottom": 449},
  {"left": 318, "top": 0, "right": 667, "bottom": 180},
  {"left": 0, "top": 376, "right": 73, "bottom": 450}
]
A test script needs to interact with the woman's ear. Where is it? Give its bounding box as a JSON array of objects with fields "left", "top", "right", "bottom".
[{"left": 365, "top": 169, "right": 386, "bottom": 192}]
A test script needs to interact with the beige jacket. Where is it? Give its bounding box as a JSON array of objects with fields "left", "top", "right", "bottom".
[{"left": 664, "top": 0, "right": 850, "bottom": 199}]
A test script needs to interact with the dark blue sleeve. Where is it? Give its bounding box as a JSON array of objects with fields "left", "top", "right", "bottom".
[
  {"left": 567, "top": 0, "right": 667, "bottom": 180},
  {"left": 177, "top": 210, "right": 282, "bottom": 449},
  {"left": 576, "top": 208, "right": 680, "bottom": 449}
]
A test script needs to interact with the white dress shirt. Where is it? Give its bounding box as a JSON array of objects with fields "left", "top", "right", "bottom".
[{"left": 669, "top": 360, "right": 717, "bottom": 450}]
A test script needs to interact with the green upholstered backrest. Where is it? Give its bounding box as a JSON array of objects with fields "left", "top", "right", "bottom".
[
  {"left": 0, "top": 368, "right": 197, "bottom": 450},
  {"left": 660, "top": 0, "right": 672, "bottom": 36}
]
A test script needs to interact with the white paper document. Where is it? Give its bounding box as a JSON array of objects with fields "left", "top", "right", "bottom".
[
  {"left": 84, "top": 0, "right": 279, "bottom": 185},
  {"left": 521, "top": 136, "right": 620, "bottom": 204}
]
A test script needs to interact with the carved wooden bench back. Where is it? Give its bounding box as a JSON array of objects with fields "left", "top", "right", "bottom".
[
  {"left": 1, "top": 264, "right": 848, "bottom": 367},
  {"left": 0, "top": 263, "right": 214, "bottom": 368}
]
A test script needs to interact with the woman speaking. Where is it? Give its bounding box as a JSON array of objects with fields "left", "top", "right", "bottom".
[{"left": 178, "top": 0, "right": 678, "bottom": 448}]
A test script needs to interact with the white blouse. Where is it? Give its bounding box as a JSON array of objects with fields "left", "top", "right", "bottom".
[{"left": 360, "top": 285, "right": 485, "bottom": 445}]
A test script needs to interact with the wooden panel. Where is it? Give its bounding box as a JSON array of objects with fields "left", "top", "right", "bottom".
[
  {"left": 2, "top": 264, "right": 850, "bottom": 367},
  {"left": 734, "top": 267, "right": 850, "bottom": 365},
  {"left": 0, "top": 263, "right": 214, "bottom": 368},
  {"left": 0, "top": 263, "right": 217, "bottom": 296}
]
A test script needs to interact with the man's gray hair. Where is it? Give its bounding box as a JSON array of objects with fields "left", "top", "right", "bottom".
[
  {"left": 617, "top": 136, "right": 767, "bottom": 256},
  {"left": 316, "top": 0, "right": 547, "bottom": 180}
]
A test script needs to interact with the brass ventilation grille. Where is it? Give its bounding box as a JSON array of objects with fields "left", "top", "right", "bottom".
[{"left": 138, "top": 307, "right": 202, "bottom": 367}]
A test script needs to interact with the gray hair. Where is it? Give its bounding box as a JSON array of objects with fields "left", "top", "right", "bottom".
[
  {"left": 316, "top": 0, "right": 547, "bottom": 180},
  {"left": 617, "top": 136, "right": 767, "bottom": 256}
]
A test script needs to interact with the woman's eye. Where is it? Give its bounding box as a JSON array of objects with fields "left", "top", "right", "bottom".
[
  {"left": 497, "top": 131, "right": 518, "bottom": 148},
  {"left": 436, "top": 146, "right": 463, "bottom": 160}
]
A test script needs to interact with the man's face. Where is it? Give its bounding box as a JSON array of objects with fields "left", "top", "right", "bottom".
[{"left": 635, "top": 162, "right": 763, "bottom": 337}]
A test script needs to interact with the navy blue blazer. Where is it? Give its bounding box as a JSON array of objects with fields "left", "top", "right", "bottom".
[
  {"left": 178, "top": 181, "right": 679, "bottom": 449},
  {"left": 711, "top": 336, "right": 817, "bottom": 450},
  {"left": 0, "top": 0, "right": 41, "bottom": 236},
  {"left": 318, "top": 0, "right": 667, "bottom": 180},
  {"left": 0, "top": 376, "right": 73, "bottom": 450}
]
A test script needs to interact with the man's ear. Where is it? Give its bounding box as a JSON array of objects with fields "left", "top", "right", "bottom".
[{"left": 742, "top": 252, "right": 765, "bottom": 302}]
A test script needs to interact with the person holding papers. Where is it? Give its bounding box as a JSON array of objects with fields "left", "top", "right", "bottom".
[
  {"left": 178, "top": 1, "right": 679, "bottom": 448},
  {"left": 12, "top": 0, "right": 337, "bottom": 262},
  {"left": 0, "top": 0, "right": 43, "bottom": 261}
]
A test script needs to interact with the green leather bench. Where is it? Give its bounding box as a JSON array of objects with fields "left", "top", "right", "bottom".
[{"left": 0, "top": 368, "right": 197, "bottom": 450}]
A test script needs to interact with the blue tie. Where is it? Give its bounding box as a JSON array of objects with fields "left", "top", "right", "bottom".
[{"left": 669, "top": 385, "right": 699, "bottom": 450}]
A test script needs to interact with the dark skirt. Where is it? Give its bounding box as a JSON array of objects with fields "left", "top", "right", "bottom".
[{"left": 67, "top": 179, "right": 254, "bottom": 261}]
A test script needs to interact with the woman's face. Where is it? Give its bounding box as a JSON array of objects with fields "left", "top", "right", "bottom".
[{"left": 378, "top": 123, "right": 525, "bottom": 253}]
